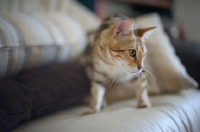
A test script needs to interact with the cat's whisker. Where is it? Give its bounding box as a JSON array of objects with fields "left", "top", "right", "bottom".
[
  {"left": 107, "top": 78, "right": 116, "bottom": 91},
  {"left": 143, "top": 73, "right": 150, "bottom": 89},
  {"left": 144, "top": 65, "right": 153, "bottom": 75},
  {"left": 143, "top": 68, "right": 158, "bottom": 88},
  {"left": 111, "top": 73, "right": 124, "bottom": 92},
  {"left": 144, "top": 68, "right": 156, "bottom": 79},
  {"left": 109, "top": 74, "right": 122, "bottom": 91},
  {"left": 107, "top": 73, "right": 121, "bottom": 91},
  {"left": 144, "top": 64, "right": 153, "bottom": 71}
]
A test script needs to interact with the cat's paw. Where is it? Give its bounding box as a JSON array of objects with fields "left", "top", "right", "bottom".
[
  {"left": 137, "top": 102, "right": 152, "bottom": 108},
  {"left": 82, "top": 109, "right": 99, "bottom": 115}
]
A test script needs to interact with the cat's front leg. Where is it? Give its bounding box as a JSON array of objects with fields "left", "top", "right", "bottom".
[
  {"left": 83, "top": 81, "right": 105, "bottom": 115},
  {"left": 136, "top": 73, "right": 151, "bottom": 108}
]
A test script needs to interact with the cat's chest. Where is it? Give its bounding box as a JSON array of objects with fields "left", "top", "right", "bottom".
[
  {"left": 105, "top": 73, "right": 138, "bottom": 90},
  {"left": 94, "top": 60, "right": 138, "bottom": 84},
  {"left": 104, "top": 65, "right": 138, "bottom": 82},
  {"left": 119, "top": 74, "right": 138, "bottom": 82},
  {"left": 106, "top": 69, "right": 138, "bottom": 84}
]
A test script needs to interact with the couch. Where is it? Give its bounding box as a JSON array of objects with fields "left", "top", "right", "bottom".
[{"left": 1, "top": 0, "right": 200, "bottom": 132}]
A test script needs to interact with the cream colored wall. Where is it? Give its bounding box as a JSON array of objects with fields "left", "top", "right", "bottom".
[
  {"left": 105, "top": 1, "right": 133, "bottom": 17},
  {"left": 174, "top": 0, "right": 200, "bottom": 41}
]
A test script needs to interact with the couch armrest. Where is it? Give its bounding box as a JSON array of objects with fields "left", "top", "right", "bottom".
[{"left": 171, "top": 39, "right": 200, "bottom": 88}]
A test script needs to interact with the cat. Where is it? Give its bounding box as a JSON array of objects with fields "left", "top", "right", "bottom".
[{"left": 83, "top": 14, "right": 156, "bottom": 114}]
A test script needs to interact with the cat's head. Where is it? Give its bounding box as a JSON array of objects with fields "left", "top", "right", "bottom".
[{"left": 101, "top": 19, "right": 156, "bottom": 74}]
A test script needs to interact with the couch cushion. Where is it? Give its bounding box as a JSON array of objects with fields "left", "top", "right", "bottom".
[
  {"left": 0, "top": 61, "right": 90, "bottom": 132},
  {"left": 136, "top": 13, "right": 198, "bottom": 93},
  {"left": 10, "top": 89, "right": 200, "bottom": 132},
  {"left": 0, "top": 12, "right": 86, "bottom": 78}
]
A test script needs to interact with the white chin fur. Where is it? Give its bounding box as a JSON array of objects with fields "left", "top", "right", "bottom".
[
  {"left": 126, "top": 67, "right": 139, "bottom": 74},
  {"left": 115, "top": 60, "right": 142, "bottom": 75}
]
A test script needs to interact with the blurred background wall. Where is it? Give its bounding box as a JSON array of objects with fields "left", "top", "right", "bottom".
[
  {"left": 84, "top": 0, "right": 197, "bottom": 42},
  {"left": 0, "top": 0, "right": 199, "bottom": 41},
  {"left": 175, "top": 0, "right": 200, "bottom": 42}
]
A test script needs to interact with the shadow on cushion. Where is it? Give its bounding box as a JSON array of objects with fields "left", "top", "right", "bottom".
[{"left": 0, "top": 61, "right": 90, "bottom": 132}]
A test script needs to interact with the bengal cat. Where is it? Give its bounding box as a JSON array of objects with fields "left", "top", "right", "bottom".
[{"left": 83, "top": 15, "right": 156, "bottom": 114}]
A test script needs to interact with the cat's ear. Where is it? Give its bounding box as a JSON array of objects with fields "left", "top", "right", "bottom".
[
  {"left": 113, "top": 19, "right": 134, "bottom": 37},
  {"left": 134, "top": 27, "right": 156, "bottom": 40}
]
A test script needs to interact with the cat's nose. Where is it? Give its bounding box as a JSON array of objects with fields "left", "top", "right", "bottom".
[{"left": 137, "top": 66, "right": 143, "bottom": 70}]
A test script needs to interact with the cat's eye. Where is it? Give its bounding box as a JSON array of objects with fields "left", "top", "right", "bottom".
[{"left": 129, "top": 49, "right": 136, "bottom": 57}]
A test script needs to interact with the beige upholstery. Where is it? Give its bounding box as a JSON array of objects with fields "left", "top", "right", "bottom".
[{"left": 11, "top": 89, "right": 200, "bottom": 132}]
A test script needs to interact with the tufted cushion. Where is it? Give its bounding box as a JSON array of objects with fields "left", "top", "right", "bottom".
[
  {"left": 0, "top": 0, "right": 101, "bottom": 33},
  {"left": 0, "top": 12, "right": 86, "bottom": 78}
]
